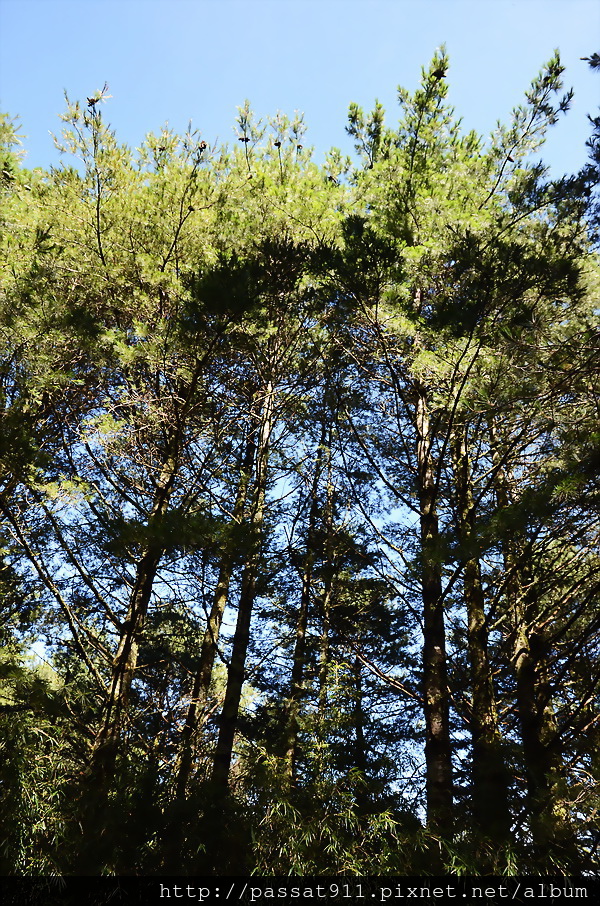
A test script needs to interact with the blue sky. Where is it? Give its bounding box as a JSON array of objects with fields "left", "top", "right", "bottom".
[{"left": 0, "top": 0, "right": 598, "bottom": 175}]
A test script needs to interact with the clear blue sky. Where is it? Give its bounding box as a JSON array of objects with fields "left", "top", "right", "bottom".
[{"left": 0, "top": 0, "right": 598, "bottom": 175}]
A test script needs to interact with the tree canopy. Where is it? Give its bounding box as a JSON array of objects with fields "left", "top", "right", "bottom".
[{"left": 0, "top": 51, "right": 599, "bottom": 877}]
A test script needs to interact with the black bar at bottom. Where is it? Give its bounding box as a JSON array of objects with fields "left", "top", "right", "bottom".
[{"left": 0, "top": 876, "right": 598, "bottom": 905}]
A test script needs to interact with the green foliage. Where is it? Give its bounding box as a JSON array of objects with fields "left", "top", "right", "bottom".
[{"left": 0, "top": 50, "right": 598, "bottom": 876}]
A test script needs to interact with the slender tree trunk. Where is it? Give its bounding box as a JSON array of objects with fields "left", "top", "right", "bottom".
[
  {"left": 75, "top": 451, "right": 177, "bottom": 874},
  {"left": 352, "top": 655, "right": 370, "bottom": 812},
  {"left": 174, "top": 435, "right": 256, "bottom": 802},
  {"left": 415, "top": 382, "right": 453, "bottom": 831},
  {"left": 513, "top": 599, "right": 553, "bottom": 851},
  {"left": 313, "top": 463, "right": 337, "bottom": 781},
  {"left": 90, "top": 452, "right": 177, "bottom": 785},
  {"left": 160, "top": 434, "right": 258, "bottom": 873},
  {"left": 211, "top": 384, "right": 274, "bottom": 793},
  {"left": 451, "top": 425, "right": 510, "bottom": 843},
  {"left": 284, "top": 552, "right": 312, "bottom": 785},
  {"left": 513, "top": 599, "right": 577, "bottom": 865},
  {"left": 284, "top": 422, "right": 329, "bottom": 785},
  {"left": 491, "top": 426, "right": 576, "bottom": 866},
  {"left": 314, "top": 581, "right": 333, "bottom": 781}
]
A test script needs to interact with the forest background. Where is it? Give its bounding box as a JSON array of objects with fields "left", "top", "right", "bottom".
[{"left": 1, "top": 0, "right": 600, "bottom": 878}]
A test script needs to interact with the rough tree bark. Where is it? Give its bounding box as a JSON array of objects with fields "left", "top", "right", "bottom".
[
  {"left": 451, "top": 423, "right": 510, "bottom": 844},
  {"left": 492, "top": 426, "right": 576, "bottom": 866},
  {"left": 415, "top": 381, "right": 453, "bottom": 831}
]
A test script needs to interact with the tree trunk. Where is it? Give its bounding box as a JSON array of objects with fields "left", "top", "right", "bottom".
[
  {"left": 451, "top": 425, "right": 510, "bottom": 843},
  {"left": 174, "top": 435, "right": 256, "bottom": 802},
  {"left": 211, "top": 384, "right": 274, "bottom": 793},
  {"left": 284, "top": 549, "right": 311, "bottom": 786},
  {"left": 75, "top": 451, "right": 177, "bottom": 874},
  {"left": 284, "top": 422, "right": 329, "bottom": 785},
  {"left": 314, "top": 580, "right": 333, "bottom": 781},
  {"left": 492, "top": 426, "right": 576, "bottom": 866},
  {"left": 90, "top": 452, "right": 177, "bottom": 784},
  {"left": 415, "top": 382, "right": 453, "bottom": 831},
  {"left": 352, "top": 655, "right": 369, "bottom": 812},
  {"left": 513, "top": 600, "right": 578, "bottom": 865}
]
